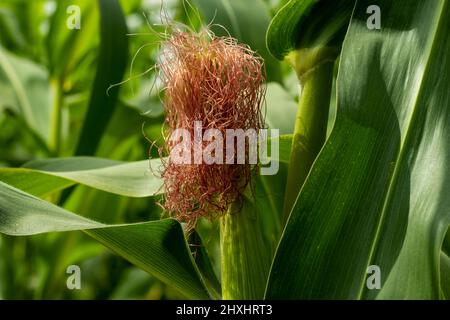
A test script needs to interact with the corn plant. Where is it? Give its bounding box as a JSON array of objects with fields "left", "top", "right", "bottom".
[{"left": 0, "top": 0, "right": 449, "bottom": 300}]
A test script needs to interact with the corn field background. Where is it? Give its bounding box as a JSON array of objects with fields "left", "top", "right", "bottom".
[{"left": 0, "top": 0, "right": 449, "bottom": 300}]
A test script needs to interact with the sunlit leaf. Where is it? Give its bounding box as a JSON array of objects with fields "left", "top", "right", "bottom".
[
  {"left": 0, "top": 157, "right": 163, "bottom": 198},
  {"left": 266, "top": 0, "right": 450, "bottom": 299},
  {"left": 0, "top": 181, "right": 210, "bottom": 299}
]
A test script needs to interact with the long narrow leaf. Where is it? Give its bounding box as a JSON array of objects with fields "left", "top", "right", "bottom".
[
  {"left": 0, "top": 157, "right": 163, "bottom": 198},
  {"left": 75, "top": 0, "right": 128, "bottom": 155},
  {"left": 266, "top": 0, "right": 450, "bottom": 299},
  {"left": 0, "top": 181, "right": 210, "bottom": 299}
]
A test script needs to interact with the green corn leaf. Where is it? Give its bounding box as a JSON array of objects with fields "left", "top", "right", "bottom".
[
  {"left": 0, "top": 157, "right": 163, "bottom": 198},
  {"left": 0, "top": 181, "right": 210, "bottom": 299},
  {"left": 0, "top": 4, "right": 27, "bottom": 52},
  {"left": 0, "top": 47, "right": 52, "bottom": 144},
  {"left": 47, "top": 0, "right": 99, "bottom": 79},
  {"left": 266, "top": 0, "right": 355, "bottom": 60},
  {"left": 0, "top": 136, "right": 287, "bottom": 197},
  {"left": 188, "top": 231, "right": 222, "bottom": 299},
  {"left": 266, "top": 0, "right": 450, "bottom": 299},
  {"left": 75, "top": 0, "right": 128, "bottom": 156}
]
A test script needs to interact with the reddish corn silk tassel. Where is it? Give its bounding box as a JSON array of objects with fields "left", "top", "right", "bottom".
[{"left": 158, "top": 29, "right": 265, "bottom": 225}]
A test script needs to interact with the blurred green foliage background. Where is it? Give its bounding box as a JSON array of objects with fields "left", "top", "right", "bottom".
[{"left": 0, "top": 0, "right": 297, "bottom": 299}]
